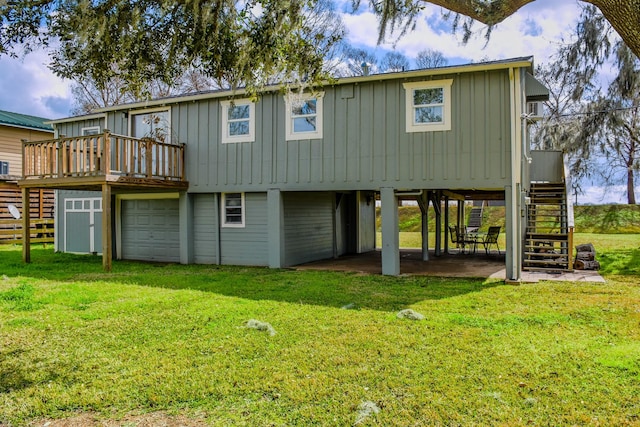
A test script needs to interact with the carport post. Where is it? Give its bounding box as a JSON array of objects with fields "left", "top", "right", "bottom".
[
  {"left": 101, "top": 183, "right": 112, "bottom": 272},
  {"left": 444, "top": 196, "right": 449, "bottom": 253},
  {"left": 416, "top": 191, "right": 429, "bottom": 261},
  {"left": 380, "top": 187, "right": 400, "bottom": 276},
  {"left": 267, "top": 189, "right": 285, "bottom": 268}
]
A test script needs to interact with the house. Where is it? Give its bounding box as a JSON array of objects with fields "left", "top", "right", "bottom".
[
  {"left": 0, "top": 110, "right": 54, "bottom": 229},
  {"left": 18, "top": 57, "right": 573, "bottom": 280}
]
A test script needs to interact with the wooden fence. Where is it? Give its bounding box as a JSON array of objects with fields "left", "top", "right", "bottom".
[{"left": 0, "top": 218, "right": 55, "bottom": 245}]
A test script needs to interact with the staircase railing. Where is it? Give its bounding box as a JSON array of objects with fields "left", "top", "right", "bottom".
[{"left": 563, "top": 154, "right": 575, "bottom": 270}]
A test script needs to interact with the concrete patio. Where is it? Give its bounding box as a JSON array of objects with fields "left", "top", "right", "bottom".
[{"left": 296, "top": 249, "right": 605, "bottom": 283}]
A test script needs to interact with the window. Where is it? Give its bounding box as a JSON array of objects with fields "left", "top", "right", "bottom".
[
  {"left": 221, "top": 193, "right": 245, "bottom": 228},
  {"left": 81, "top": 126, "right": 100, "bottom": 136},
  {"left": 221, "top": 99, "right": 255, "bottom": 143},
  {"left": 403, "top": 80, "right": 453, "bottom": 132},
  {"left": 130, "top": 108, "right": 170, "bottom": 142},
  {"left": 0, "top": 161, "right": 9, "bottom": 175},
  {"left": 129, "top": 108, "right": 171, "bottom": 175},
  {"left": 285, "top": 93, "right": 324, "bottom": 140}
]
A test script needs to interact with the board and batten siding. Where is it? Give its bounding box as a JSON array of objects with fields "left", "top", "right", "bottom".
[
  {"left": 55, "top": 118, "right": 105, "bottom": 138},
  {"left": 283, "top": 192, "right": 334, "bottom": 266},
  {"left": 162, "top": 68, "right": 513, "bottom": 193},
  {"left": 193, "top": 193, "right": 218, "bottom": 264},
  {"left": 219, "top": 192, "right": 268, "bottom": 266}
]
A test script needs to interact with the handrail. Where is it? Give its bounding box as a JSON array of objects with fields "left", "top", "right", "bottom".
[
  {"left": 22, "top": 130, "right": 185, "bottom": 181},
  {"left": 563, "top": 152, "right": 575, "bottom": 270}
]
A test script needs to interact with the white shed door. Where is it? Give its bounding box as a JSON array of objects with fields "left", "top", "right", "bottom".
[{"left": 121, "top": 199, "right": 180, "bottom": 262}]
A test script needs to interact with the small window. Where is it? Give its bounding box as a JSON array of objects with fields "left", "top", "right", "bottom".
[
  {"left": 285, "top": 93, "right": 324, "bottom": 140},
  {"left": 403, "top": 80, "right": 453, "bottom": 132},
  {"left": 221, "top": 100, "right": 255, "bottom": 143},
  {"left": 221, "top": 193, "right": 245, "bottom": 228},
  {"left": 81, "top": 126, "right": 100, "bottom": 136}
]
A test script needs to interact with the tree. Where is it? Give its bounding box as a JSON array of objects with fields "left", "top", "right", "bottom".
[
  {"left": 0, "top": 0, "right": 344, "bottom": 99},
  {"left": 380, "top": 51, "right": 409, "bottom": 72},
  {"left": 71, "top": 69, "right": 218, "bottom": 115},
  {"left": 414, "top": 49, "right": 448, "bottom": 69},
  {"left": 356, "top": 0, "right": 640, "bottom": 59},
  {"left": 531, "top": 5, "right": 639, "bottom": 204},
  {"left": 576, "top": 42, "right": 640, "bottom": 204},
  {"left": 338, "top": 47, "right": 380, "bottom": 76}
]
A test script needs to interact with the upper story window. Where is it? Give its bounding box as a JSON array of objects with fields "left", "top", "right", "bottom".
[
  {"left": 221, "top": 99, "right": 255, "bottom": 144},
  {"left": 285, "top": 92, "right": 324, "bottom": 140},
  {"left": 403, "top": 80, "right": 453, "bottom": 132},
  {"left": 81, "top": 126, "right": 100, "bottom": 136},
  {"left": 130, "top": 108, "right": 170, "bottom": 142},
  {"left": 221, "top": 192, "right": 245, "bottom": 228}
]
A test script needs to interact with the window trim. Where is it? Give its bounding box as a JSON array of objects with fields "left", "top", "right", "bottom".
[
  {"left": 403, "top": 80, "right": 453, "bottom": 132},
  {"left": 284, "top": 92, "right": 324, "bottom": 140},
  {"left": 221, "top": 99, "right": 255, "bottom": 144},
  {"left": 221, "top": 192, "right": 245, "bottom": 228},
  {"left": 128, "top": 107, "right": 171, "bottom": 141},
  {"left": 81, "top": 126, "right": 101, "bottom": 136}
]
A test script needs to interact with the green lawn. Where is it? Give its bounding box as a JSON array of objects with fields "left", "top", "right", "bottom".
[{"left": 1, "top": 238, "right": 639, "bottom": 426}]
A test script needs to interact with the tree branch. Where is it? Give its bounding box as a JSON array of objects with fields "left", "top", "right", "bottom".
[{"left": 420, "top": 0, "right": 536, "bottom": 26}]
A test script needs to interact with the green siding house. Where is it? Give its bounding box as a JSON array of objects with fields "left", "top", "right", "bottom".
[{"left": 21, "top": 56, "right": 571, "bottom": 280}]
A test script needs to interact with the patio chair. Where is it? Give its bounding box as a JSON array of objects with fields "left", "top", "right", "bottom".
[
  {"left": 449, "top": 225, "right": 477, "bottom": 254},
  {"left": 449, "top": 225, "right": 462, "bottom": 247},
  {"left": 481, "top": 226, "right": 501, "bottom": 254}
]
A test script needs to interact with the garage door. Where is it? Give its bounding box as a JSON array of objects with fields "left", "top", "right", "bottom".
[{"left": 121, "top": 198, "right": 180, "bottom": 262}]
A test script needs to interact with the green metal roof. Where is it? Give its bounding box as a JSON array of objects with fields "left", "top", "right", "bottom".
[{"left": 0, "top": 109, "right": 54, "bottom": 132}]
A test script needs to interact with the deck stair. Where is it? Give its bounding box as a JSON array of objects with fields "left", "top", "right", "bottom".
[
  {"left": 523, "top": 182, "right": 571, "bottom": 272},
  {"left": 467, "top": 201, "right": 484, "bottom": 232}
]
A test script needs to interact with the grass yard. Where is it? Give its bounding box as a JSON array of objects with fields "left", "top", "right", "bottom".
[{"left": 1, "top": 236, "right": 639, "bottom": 426}]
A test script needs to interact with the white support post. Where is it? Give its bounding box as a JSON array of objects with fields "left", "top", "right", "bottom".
[
  {"left": 380, "top": 187, "right": 400, "bottom": 276},
  {"left": 267, "top": 189, "right": 285, "bottom": 268}
]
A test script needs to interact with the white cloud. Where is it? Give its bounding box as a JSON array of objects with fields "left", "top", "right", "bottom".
[
  {"left": 339, "top": 0, "right": 581, "bottom": 67},
  {"left": 0, "top": 49, "right": 72, "bottom": 119}
]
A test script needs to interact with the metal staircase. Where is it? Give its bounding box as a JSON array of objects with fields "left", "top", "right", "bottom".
[
  {"left": 467, "top": 201, "right": 484, "bottom": 232},
  {"left": 523, "top": 182, "right": 571, "bottom": 271}
]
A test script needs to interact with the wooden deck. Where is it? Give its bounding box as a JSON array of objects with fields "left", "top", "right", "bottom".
[
  {"left": 18, "top": 130, "right": 188, "bottom": 192},
  {"left": 17, "top": 130, "right": 189, "bottom": 271}
]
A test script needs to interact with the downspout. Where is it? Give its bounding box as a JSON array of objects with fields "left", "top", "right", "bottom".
[{"left": 508, "top": 68, "right": 522, "bottom": 281}]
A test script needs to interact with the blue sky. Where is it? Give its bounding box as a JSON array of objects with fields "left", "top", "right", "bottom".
[{"left": 0, "top": 0, "right": 634, "bottom": 203}]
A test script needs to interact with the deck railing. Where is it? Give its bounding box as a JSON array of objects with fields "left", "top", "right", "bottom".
[{"left": 22, "top": 130, "right": 185, "bottom": 181}]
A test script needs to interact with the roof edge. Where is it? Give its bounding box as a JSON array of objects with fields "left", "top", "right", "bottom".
[{"left": 56, "top": 56, "right": 535, "bottom": 118}]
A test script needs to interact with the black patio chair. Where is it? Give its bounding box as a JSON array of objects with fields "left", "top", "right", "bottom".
[{"left": 481, "top": 226, "right": 501, "bottom": 254}]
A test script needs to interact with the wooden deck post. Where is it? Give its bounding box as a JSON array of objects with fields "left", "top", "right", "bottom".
[
  {"left": 101, "top": 183, "right": 112, "bottom": 271},
  {"left": 22, "top": 188, "right": 31, "bottom": 263}
]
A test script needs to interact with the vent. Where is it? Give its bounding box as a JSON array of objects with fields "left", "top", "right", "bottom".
[
  {"left": 526, "top": 101, "right": 544, "bottom": 120},
  {"left": 0, "top": 161, "right": 8, "bottom": 175}
]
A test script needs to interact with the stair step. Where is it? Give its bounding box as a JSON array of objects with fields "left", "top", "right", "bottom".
[
  {"left": 523, "top": 266, "right": 571, "bottom": 272},
  {"left": 524, "top": 251, "right": 568, "bottom": 257},
  {"left": 523, "top": 259, "right": 569, "bottom": 266}
]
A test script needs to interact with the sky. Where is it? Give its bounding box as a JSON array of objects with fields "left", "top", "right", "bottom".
[{"left": 0, "top": 0, "right": 634, "bottom": 203}]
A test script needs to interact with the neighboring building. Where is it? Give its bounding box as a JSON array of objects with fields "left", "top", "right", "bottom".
[
  {"left": 18, "top": 57, "right": 573, "bottom": 279},
  {"left": 0, "top": 110, "right": 54, "bottom": 222},
  {"left": 1, "top": 110, "right": 54, "bottom": 178}
]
